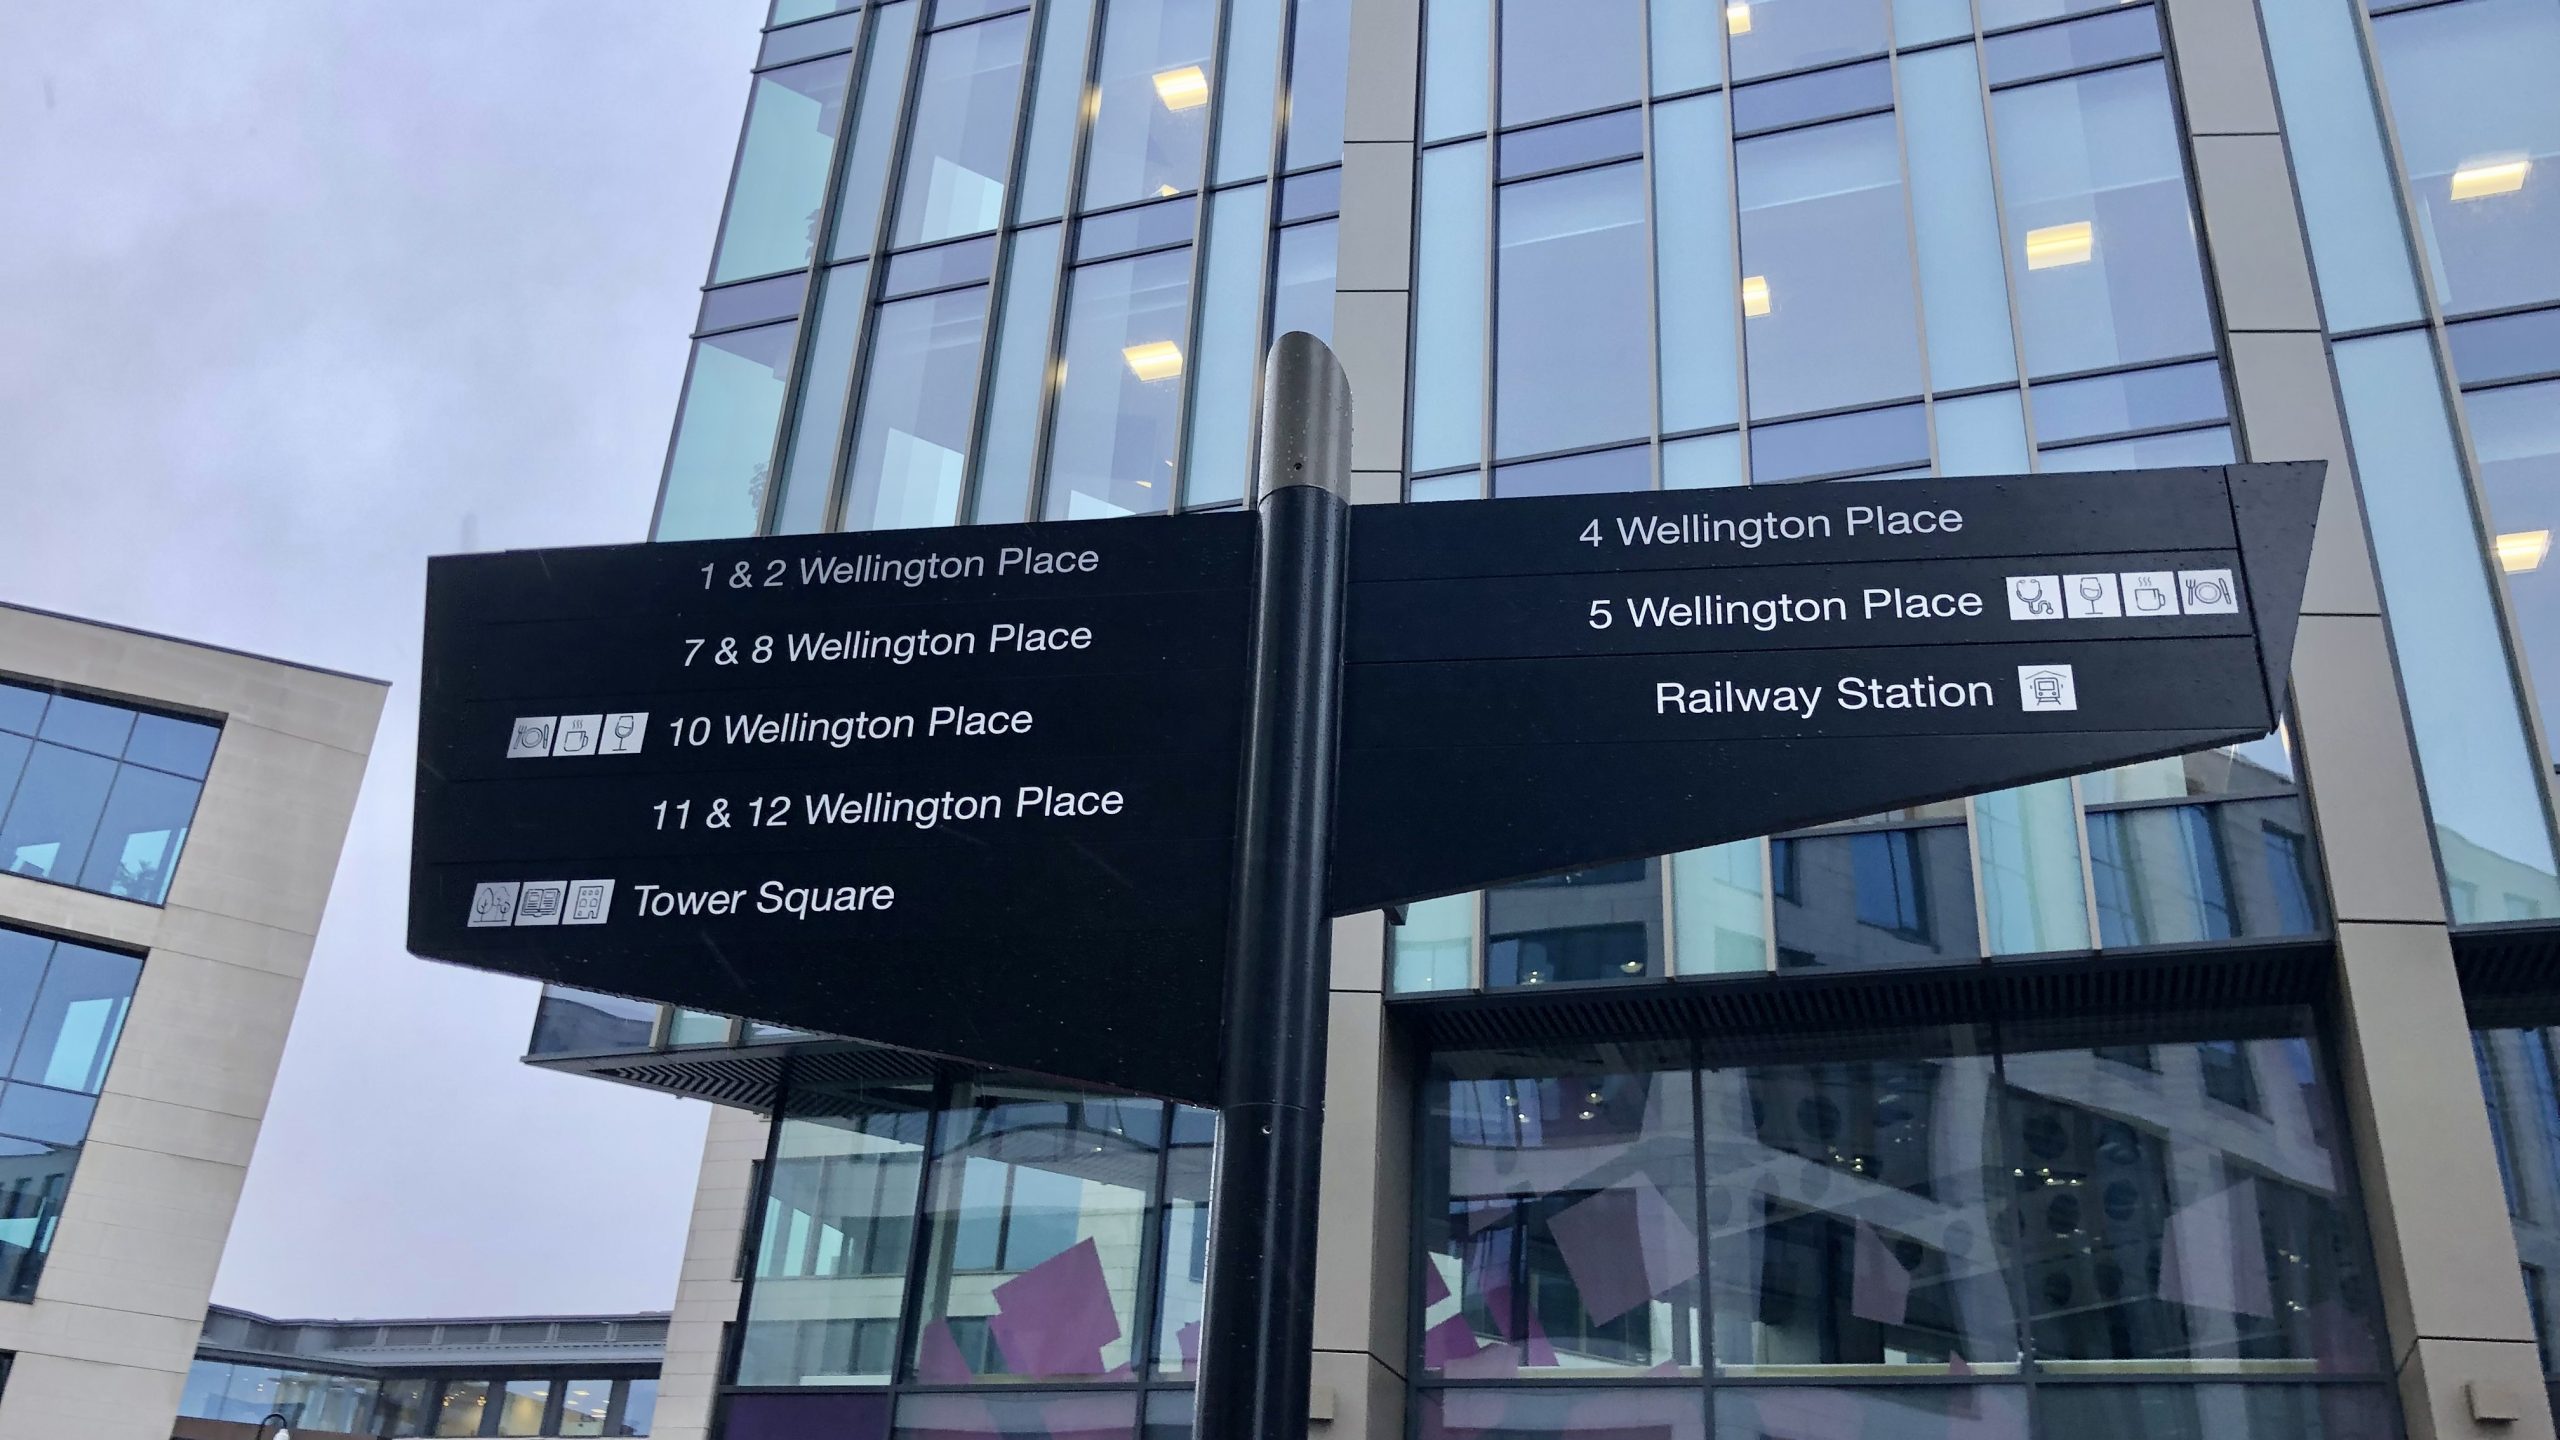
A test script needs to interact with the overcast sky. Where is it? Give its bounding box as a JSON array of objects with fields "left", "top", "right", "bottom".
[{"left": 0, "top": 2, "right": 768, "bottom": 1316}]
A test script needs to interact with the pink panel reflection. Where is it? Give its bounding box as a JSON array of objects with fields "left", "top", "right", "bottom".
[{"left": 988, "top": 1238, "right": 1122, "bottom": 1377}]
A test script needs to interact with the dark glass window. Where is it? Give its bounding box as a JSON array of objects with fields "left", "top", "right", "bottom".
[
  {"left": 737, "top": 1090, "right": 931, "bottom": 1385},
  {"left": 1772, "top": 826, "right": 1978, "bottom": 970}
]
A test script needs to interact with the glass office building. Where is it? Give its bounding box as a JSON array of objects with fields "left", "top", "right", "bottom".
[{"left": 529, "top": 0, "right": 2560, "bottom": 1435}]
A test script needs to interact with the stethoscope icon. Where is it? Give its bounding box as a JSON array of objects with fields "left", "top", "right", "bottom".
[{"left": 2013, "top": 577, "right": 2056, "bottom": 616}]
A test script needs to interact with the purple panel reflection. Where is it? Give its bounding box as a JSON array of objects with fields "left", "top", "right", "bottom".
[
  {"left": 894, "top": 1390, "right": 1138, "bottom": 1440},
  {"left": 725, "top": 1391, "right": 893, "bottom": 1440}
]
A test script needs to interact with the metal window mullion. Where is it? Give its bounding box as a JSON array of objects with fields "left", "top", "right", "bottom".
[
  {"left": 890, "top": 1078, "right": 957, "bottom": 1387},
  {"left": 1721, "top": 11, "right": 1751, "bottom": 482},
  {"left": 1241, "top": 0, "right": 1307, "bottom": 499},
  {"left": 1128, "top": 1101, "right": 1181, "bottom": 1378},
  {"left": 1884, "top": 19, "right": 1947, "bottom": 487},
  {"left": 1024, "top": 0, "right": 1118, "bottom": 517},
  {"left": 1473, "top": 885, "right": 1490, "bottom": 990},
  {"left": 1962, "top": 0, "right": 2041, "bottom": 465},
  {"left": 1171, "top": 0, "right": 1247, "bottom": 514},
  {"left": 1638, "top": 0, "right": 1666, "bottom": 491},
  {"left": 959, "top": 0, "right": 1063, "bottom": 523},
  {"left": 1478, "top": 0, "right": 1499, "bottom": 495},
  {"left": 754, "top": 18, "right": 880, "bottom": 535},
  {"left": 1963, "top": 793, "right": 1995, "bottom": 955},
  {"left": 715, "top": 1056, "right": 793, "bottom": 1409},
  {"left": 2069, "top": 772, "right": 2106, "bottom": 949}
]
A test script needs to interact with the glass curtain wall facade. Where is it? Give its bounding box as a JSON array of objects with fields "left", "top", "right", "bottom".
[
  {"left": 0, "top": 924, "right": 140, "bottom": 1303},
  {"left": 0, "top": 679, "right": 217, "bottom": 905},
  {"left": 653, "top": 0, "right": 1350, "bottom": 542},
  {"left": 2259, "top": 0, "right": 2560, "bottom": 923}
]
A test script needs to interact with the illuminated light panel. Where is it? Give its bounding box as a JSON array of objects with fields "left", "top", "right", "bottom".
[
  {"left": 1740, "top": 275, "right": 1771, "bottom": 317},
  {"left": 1123, "top": 340, "right": 1185, "bottom": 381},
  {"left": 1153, "top": 66, "right": 1210, "bottom": 111},
  {"left": 2497, "top": 529, "right": 2551, "bottom": 573},
  {"left": 1157, "top": 184, "right": 1182, "bottom": 197},
  {"left": 2452, "top": 157, "right": 2531, "bottom": 202},
  {"left": 1726, "top": 1, "right": 1752, "bottom": 33},
  {"left": 2025, "top": 220, "right": 2093, "bottom": 269}
]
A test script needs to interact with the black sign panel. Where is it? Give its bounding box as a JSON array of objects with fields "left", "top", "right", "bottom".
[
  {"left": 409, "top": 513, "right": 1255, "bottom": 1104},
  {"left": 1328, "top": 463, "right": 2323, "bottom": 912}
]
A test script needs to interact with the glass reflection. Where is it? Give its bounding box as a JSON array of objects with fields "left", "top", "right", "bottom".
[
  {"left": 1706, "top": 1040, "right": 2021, "bottom": 1374},
  {"left": 1421, "top": 1388, "right": 1704, "bottom": 1440},
  {"left": 1718, "top": 1387, "right": 2027, "bottom": 1439},
  {"left": 910, "top": 1087, "right": 1163, "bottom": 1380},
  {"left": 1773, "top": 825, "right": 1980, "bottom": 970},
  {"left": 840, "top": 286, "right": 990, "bottom": 531},
  {"left": 713, "top": 56, "right": 854, "bottom": 282},
  {"left": 1499, "top": 0, "right": 1644, "bottom": 126},
  {"left": 1421, "top": 1052, "right": 1702, "bottom": 1375},
  {"left": 1488, "top": 861, "right": 1664, "bottom": 985},
  {"left": 656, "top": 321, "right": 799, "bottom": 541},
  {"left": 737, "top": 1091, "right": 929, "bottom": 1386},
  {"left": 895, "top": 15, "right": 1029, "bottom": 248},
  {"left": 2469, "top": 380, "right": 2560, "bottom": 748},
  {"left": 2086, "top": 798, "right": 2326, "bottom": 946},
  {"left": 1727, "top": 0, "right": 1890, "bottom": 82},
  {"left": 2035, "top": 1384, "right": 2397, "bottom": 1440},
  {"left": 1154, "top": 1106, "right": 1214, "bottom": 1374}
]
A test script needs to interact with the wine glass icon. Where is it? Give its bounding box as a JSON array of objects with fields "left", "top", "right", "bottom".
[{"left": 610, "top": 714, "right": 638, "bottom": 752}]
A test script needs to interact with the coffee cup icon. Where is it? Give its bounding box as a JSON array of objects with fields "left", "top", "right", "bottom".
[{"left": 2131, "top": 579, "right": 2169, "bottom": 613}]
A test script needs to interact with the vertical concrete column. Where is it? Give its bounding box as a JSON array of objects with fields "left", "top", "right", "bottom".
[
  {"left": 652, "top": 1106, "right": 773, "bottom": 1440},
  {"left": 1310, "top": 914, "right": 1415, "bottom": 1440},
  {"left": 2166, "top": 3, "right": 2553, "bottom": 1434}
]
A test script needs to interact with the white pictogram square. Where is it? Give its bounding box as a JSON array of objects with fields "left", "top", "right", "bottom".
[
  {"left": 467, "top": 882, "right": 521, "bottom": 928},
  {"left": 553, "top": 714, "right": 603, "bottom": 757},
  {"left": 2119, "top": 571, "right": 2182, "bottom": 618},
  {"left": 2062, "top": 573, "right": 2123, "bottom": 618},
  {"left": 599, "top": 713, "right": 649, "bottom": 755},
  {"left": 515, "top": 881, "right": 568, "bottom": 926},
  {"left": 2018, "top": 664, "right": 2079, "bottom": 712},
  {"left": 507, "top": 718, "right": 558, "bottom": 760},
  {"left": 2179, "top": 569, "right": 2240, "bottom": 615},
  {"left": 565, "top": 880, "right": 615, "bottom": 925},
  {"left": 2006, "top": 575, "right": 2064, "bottom": 620}
]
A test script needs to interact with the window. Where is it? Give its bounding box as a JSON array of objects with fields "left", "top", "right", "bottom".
[
  {"left": 1043, "top": 248, "right": 1194, "bottom": 519},
  {"left": 712, "top": 55, "right": 856, "bottom": 283},
  {"left": 839, "top": 286, "right": 991, "bottom": 531},
  {"left": 0, "top": 927, "right": 140, "bottom": 1301},
  {"left": 1080, "top": 0, "right": 1217, "bottom": 210},
  {"left": 617, "top": 1377, "right": 657, "bottom": 1436},
  {"left": 0, "top": 681, "right": 215, "bottom": 903},
  {"left": 1496, "top": 162, "right": 1652, "bottom": 457},
  {"left": 495, "top": 1378, "right": 550, "bottom": 1436},
  {"left": 555, "top": 1378, "right": 613, "bottom": 1436},
  {"left": 654, "top": 321, "right": 799, "bottom": 541},
  {"left": 1736, "top": 114, "right": 1923, "bottom": 419},
  {"left": 737, "top": 1092, "right": 930, "bottom": 1386},
  {"left": 1772, "top": 826, "right": 1978, "bottom": 970},
  {"left": 894, "top": 15, "right": 1030, "bottom": 248},
  {"left": 434, "top": 1379, "right": 491, "bottom": 1436}
]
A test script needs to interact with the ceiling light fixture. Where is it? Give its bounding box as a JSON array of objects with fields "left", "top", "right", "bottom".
[
  {"left": 1122, "top": 340, "right": 1185, "bottom": 382},
  {"left": 1741, "top": 274, "right": 1771, "bottom": 316},
  {"left": 1153, "top": 66, "right": 1210, "bottom": 112},
  {"left": 2025, "top": 220, "right": 2093, "bottom": 269},
  {"left": 2496, "top": 529, "right": 2551, "bottom": 573},
  {"left": 1726, "top": 1, "right": 1753, "bottom": 33},
  {"left": 2451, "top": 156, "right": 2531, "bottom": 202}
]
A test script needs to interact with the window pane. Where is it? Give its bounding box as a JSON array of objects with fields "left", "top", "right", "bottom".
[
  {"left": 1935, "top": 390, "right": 2031, "bottom": 474},
  {"left": 1394, "top": 892, "right": 1477, "bottom": 992},
  {"left": 1663, "top": 432, "right": 1745, "bottom": 489},
  {"left": 1707, "top": 1037, "right": 2021, "bottom": 1372},
  {"left": 0, "top": 1084, "right": 97, "bottom": 1148},
  {"left": 1496, "top": 163, "right": 1650, "bottom": 457},
  {"left": 1739, "top": 115, "right": 1923, "bottom": 418},
  {"left": 1044, "top": 250, "right": 1193, "bottom": 519},
  {"left": 1412, "top": 140, "right": 1489, "bottom": 471},
  {"left": 1419, "top": 1391, "right": 1703, "bottom": 1440},
  {"left": 1896, "top": 0, "right": 1974, "bottom": 45},
  {"left": 1421, "top": 1052, "right": 1700, "bottom": 1374},
  {"left": 1992, "top": 63, "right": 2212, "bottom": 379},
  {"left": 77, "top": 765, "right": 200, "bottom": 903},
  {"left": 529, "top": 986, "right": 658, "bottom": 1056},
  {"left": 1719, "top": 1388, "right": 2026, "bottom": 1437},
  {"left": 0, "top": 687, "right": 41, "bottom": 736},
  {"left": 841, "top": 287, "right": 991, "bottom": 531},
  {"left": 1751, "top": 403, "right": 1929, "bottom": 483},
  {"left": 1902, "top": 45, "right": 2018, "bottom": 392},
  {"left": 973, "top": 225, "right": 1067, "bottom": 523},
  {"left": 2000, "top": 1031, "right": 2386, "bottom": 1372},
  {"left": 619, "top": 1378, "right": 658, "bottom": 1436},
  {"left": 896, "top": 14, "right": 1029, "bottom": 247},
  {"left": 1495, "top": 444, "right": 1652, "bottom": 497},
  {"left": 833, "top": 2, "right": 924, "bottom": 260},
  {"left": 433, "top": 1381, "right": 490, "bottom": 1437},
  {"left": 1182, "top": 186, "right": 1274, "bottom": 509},
  {"left": 1655, "top": 97, "right": 1740, "bottom": 434},
  {"left": 2472, "top": 380, "right": 2560, "bottom": 745},
  {"left": 655, "top": 321, "right": 799, "bottom": 541},
  {"left": 1284, "top": 0, "right": 1352, "bottom": 169},
  {"left": 1425, "top": 0, "right": 1491, "bottom": 139},
  {"left": 1977, "top": 780, "right": 2091, "bottom": 955},
  {"left": 0, "top": 735, "right": 28, "bottom": 825},
  {"left": 0, "top": 743, "right": 115, "bottom": 887},
  {"left": 2335, "top": 331, "right": 2560, "bottom": 921},
  {"left": 893, "top": 1392, "right": 1136, "bottom": 1440},
  {"left": 701, "top": 271, "right": 809, "bottom": 331},
  {"left": 713, "top": 56, "right": 855, "bottom": 282},
  {"left": 495, "top": 1380, "right": 549, "bottom": 1437},
  {"left": 1019, "top": 0, "right": 1099, "bottom": 222},
  {"left": 2039, "top": 425, "right": 2232, "bottom": 471},
  {"left": 1081, "top": 0, "right": 1217, "bottom": 210},
  {"left": 1772, "top": 825, "right": 1979, "bottom": 970},
  {"left": 1672, "top": 841, "right": 1766, "bottom": 974},
  {"left": 1489, "top": 861, "right": 1664, "bottom": 984},
  {"left": 1499, "top": 0, "right": 1643, "bottom": 126},
  {"left": 1728, "top": 0, "right": 1890, "bottom": 81},
  {"left": 2032, "top": 360, "right": 2224, "bottom": 446},
  {"left": 1214, "top": 0, "right": 1286, "bottom": 182},
  {"left": 739, "top": 1095, "right": 929, "bottom": 1385},
  {"left": 1652, "top": 0, "right": 1725, "bottom": 91},
  {"left": 122, "top": 713, "right": 218, "bottom": 780},
  {"left": 554, "top": 1379, "right": 612, "bottom": 1437},
  {"left": 12, "top": 942, "right": 138, "bottom": 1095},
  {"left": 1270, "top": 218, "right": 1338, "bottom": 344},
  {"left": 2082, "top": 732, "right": 2297, "bottom": 805},
  {"left": 2087, "top": 798, "right": 2328, "bottom": 945},
  {"left": 0, "top": 1131, "right": 79, "bottom": 1300},
  {"left": 911, "top": 1088, "right": 1160, "bottom": 1379},
  {"left": 2261, "top": 0, "right": 2426, "bottom": 330},
  {"left": 1982, "top": 6, "right": 2161, "bottom": 86},
  {"left": 772, "top": 262, "right": 871, "bottom": 534},
  {"left": 1155, "top": 1106, "right": 1214, "bottom": 1373},
  {"left": 2371, "top": 0, "right": 2560, "bottom": 316},
  {"left": 36, "top": 696, "right": 133, "bottom": 758}
]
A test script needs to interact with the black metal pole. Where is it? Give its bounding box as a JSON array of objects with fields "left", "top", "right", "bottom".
[{"left": 1195, "top": 331, "right": 1353, "bottom": 1440}]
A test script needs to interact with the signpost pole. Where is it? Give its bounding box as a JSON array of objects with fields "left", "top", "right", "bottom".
[{"left": 1195, "top": 333, "right": 1353, "bottom": 1440}]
